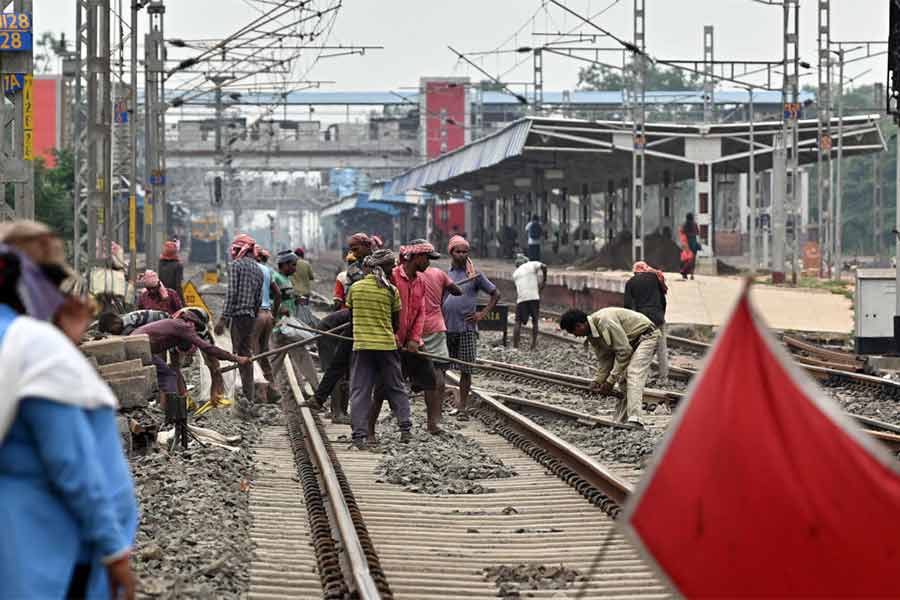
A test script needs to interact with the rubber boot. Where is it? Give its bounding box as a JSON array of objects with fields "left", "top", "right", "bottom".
[{"left": 331, "top": 382, "right": 351, "bottom": 425}]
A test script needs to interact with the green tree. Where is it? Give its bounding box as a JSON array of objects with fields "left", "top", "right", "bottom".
[
  {"left": 35, "top": 148, "right": 75, "bottom": 242},
  {"left": 577, "top": 63, "right": 702, "bottom": 91}
]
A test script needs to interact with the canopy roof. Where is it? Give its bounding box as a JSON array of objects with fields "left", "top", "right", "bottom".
[{"left": 386, "top": 115, "right": 885, "bottom": 195}]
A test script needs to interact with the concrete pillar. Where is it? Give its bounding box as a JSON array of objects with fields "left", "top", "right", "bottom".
[
  {"left": 661, "top": 169, "right": 675, "bottom": 239},
  {"left": 772, "top": 134, "right": 787, "bottom": 281},
  {"left": 694, "top": 163, "right": 714, "bottom": 256}
]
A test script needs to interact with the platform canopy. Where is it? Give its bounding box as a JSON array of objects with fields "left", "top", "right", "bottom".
[
  {"left": 320, "top": 192, "right": 400, "bottom": 219},
  {"left": 385, "top": 115, "right": 885, "bottom": 195}
]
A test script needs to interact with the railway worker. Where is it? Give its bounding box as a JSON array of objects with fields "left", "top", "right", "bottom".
[
  {"left": 172, "top": 306, "right": 227, "bottom": 407},
  {"left": 0, "top": 232, "right": 138, "bottom": 599},
  {"left": 625, "top": 261, "right": 669, "bottom": 380},
  {"left": 136, "top": 310, "right": 249, "bottom": 409},
  {"left": 559, "top": 307, "right": 660, "bottom": 428},
  {"left": 369, "top": 240, "right": 447, "bottom": 438},
  {"left": 311, "top": 306, "right": 353, "bottom": 424},
  {"left": 137, "top": 269, "right": 183, "bottom": 315},
  {"left": 269, "top": 250, "right": 320, "bottom": 395},
  {"left": 415, "top": 242, "right": 463, "bottom": 433},
  {"left": 333, "top": 233, "right": 372, "bottom": 310},
  {"left": 98, "top": 308, "right": 169, "bottom": 336},
  {"left": 291, "top": 246, "right": 315, "bottom": 306},
  {"left": 443, "top": 234, "right": 501, "bottom": 420},
  {"left": 346, "top": 249, "right": 411, "bottom": 449},
  {"left": 512, "top": 253, "right": 548, "bottom": 351},
  {"left": 214, "top": 234, "right": 264, "bottom": 418},
  {"left": 158, "top": 240, "right": 185, "bottom": 303},
  {"left": 252, "top": 247, "right": 282, "bottom": 389}
]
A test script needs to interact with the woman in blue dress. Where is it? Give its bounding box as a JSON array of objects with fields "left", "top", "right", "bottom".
[{"left": 0, "top": 222, "right": 138, "bottom": 599}]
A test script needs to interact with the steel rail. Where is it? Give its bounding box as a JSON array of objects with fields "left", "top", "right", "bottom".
[
  {"left": 782, "top": 334, "right": 865, "bottom": 368},
  {"left": 284, "top": 358, "right": 383, "bottom": 600},
  {"left": 446, "top": 372, "right": 634, "bottom": 507}
]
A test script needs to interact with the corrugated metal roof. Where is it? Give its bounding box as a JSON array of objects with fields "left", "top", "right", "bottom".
[
  {"left": 385, "top": 119, "right": 532, "bottom": 195},
  {"left": 320, "top": 192, "right": 401, "bottom": 219}
]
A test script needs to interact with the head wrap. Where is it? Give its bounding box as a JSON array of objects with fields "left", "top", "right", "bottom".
[
  {"left": 277, "top": 250, "right": 298, "bottom": 265},
  {"left": 363, "top": 249, "right": 396, "bottom": 289},
  {"left": 0, "top": 244, "right": 67, "bottom": 322},
  {"left": 174, "top": 306, "right": 211, "bottom": 340},
  {"left": 161, "top": 240, "right": 180, "bottom": 261},
  {"left": 294, "top": 247, "right": 305, "bottom": 258},
  {"left": 255, "top": 247, "right": 270, "bottom": 261},
  {"left": 634, "top": 261, "right": 668, "bottom": 295},
  {"left": 514, "top": 253, "right": 529, "bottom": 267},
  {"left": 140, "top": 269, "right": 169, "bottom": 299},
  {"left": 231, "top": 233, "right": 256, "bottom": 260},
  {"left": 371, "top": 235, "right": 384, "bottom": 249},
  {"left": 348, "top": 232, "right": 372, "bottom": 248},
  {"left": 447, "top": 235, "right": 477, "bottom": 278},
  {"left": 399, "top": 241, "right": 439, "bottom": 263}
]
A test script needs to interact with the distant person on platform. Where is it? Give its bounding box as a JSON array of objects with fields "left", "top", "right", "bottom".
[
  {"left": 137, "top": 269, "right": 183, "bottom": 315},
  {"left": 625, "top": 261, "right": 669, "bottom": 380},
  {"left": 443, "top": 235, "right": 500, "bottom": 420},
  {"left": 512, "top": 253, "right": 547, "bottom": 350},
  {"left": 291, "top": 247, "right": 315, "bottom": 305},
  {"left": 214, "top": 234, "right": 264, "bottom": 418},
  {"left": 559, "top": 307, "right": 660, "bottom": 428},
  {"left": 526, "top": 214, "right": 543, "bottom": 262},
  {"left": 679, "top": 213, "right": 701, "bottom": 280},
  {"left": 158, "top": 240, "right": 184, "bottom": 303}
]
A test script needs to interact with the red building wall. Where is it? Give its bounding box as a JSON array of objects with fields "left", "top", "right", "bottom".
[
  {"left": 34, "top": 76, "right": 60, "bottom": 166},
  {"left": 432, "top": 200, "right": 467, "bottom": 237},
  {"left": 424, "top": 80, "right": 467, "bottom": 159}
]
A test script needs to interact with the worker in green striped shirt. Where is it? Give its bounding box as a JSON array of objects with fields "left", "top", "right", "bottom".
[{"left": 345, "top": 249, "right": 411, "bottom": 449}]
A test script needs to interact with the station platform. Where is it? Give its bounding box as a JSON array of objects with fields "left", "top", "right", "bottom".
[{"left": 467, "top": 259, "right": 854, "bottom": 335}]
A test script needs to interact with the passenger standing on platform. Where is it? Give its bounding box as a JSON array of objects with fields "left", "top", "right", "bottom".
[
  {"left": 0, "top": 235, "right": 138, "bottom": 599},
  {"left": 346, "top": 250, "right": 411, "bottom": 449},
  {"left": 625, "top": 261, "right": 669, "bottom": 380},
  {"left": 269, "top": 251, "right": 319, "bottom": 394},
  {"left": 214, "top": 234, "right": 264, "bottom": 418},
  {"left": 680, "top": 213, "right": 701, "bottom": 280},
  {"left": 525, "top": 214, "right": 544, "bottom": 262},
  {"left": 291, "top": 247, "right": 315, "bottom": 305},
  {"left": 512, "top": 253, "right": 547, "bottom": 350},
  {"left": 158, "top": 240, "right": 184, "bottom": 303},
  {"left": 137, "top": 269, "right": 183, "bottom": 315},
  {"left": 252, "top": 248, "right": 281, "bottom": 388},
  {"left": 443, "top": 235, "right": 500, "bottom": 420},
  {"left": 559, "top": 307, "right": 660, "bottom": 428}
]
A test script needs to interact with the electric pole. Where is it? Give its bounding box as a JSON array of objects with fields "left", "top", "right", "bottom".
[
  {"left": 874, "top": 82, "right": 885, "bottom": 263},
  {"left": 817, "top": 0, "right": 833, "bottom": 278},
  {"left": 0, "top": 0, "right": 35, "bottom": 222},
  {"left": 630, "top": 0, "right": 646, "bottom": 263},
  {"left": 144, "top": 0, "right": 165, "bottom": 269}
]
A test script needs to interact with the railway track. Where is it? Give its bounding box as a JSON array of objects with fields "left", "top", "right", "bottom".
[{"left": 257, "top": 356, "right": 673, "bottom": 598}]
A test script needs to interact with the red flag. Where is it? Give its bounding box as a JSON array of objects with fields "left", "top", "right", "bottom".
[{"left": 623, "top": 285, "right": 900, "bottom": 598}]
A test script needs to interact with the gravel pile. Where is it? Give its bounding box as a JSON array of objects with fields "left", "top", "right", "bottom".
[
  {"left": 374, "top": 428, "right": 517, "bottom": 494},
  {"left": 483, "top": 563, "right": 584, "bottom": 598},
  {"left": 129, "top": 361, "right": 280, "bottom": 598}
]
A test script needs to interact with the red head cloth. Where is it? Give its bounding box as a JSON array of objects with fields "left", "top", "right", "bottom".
[
  {"left": 140, "top": 269, "right": 169, "bottom": 299},
  {"left": 255, "top": 247, "right": 270, "bottom": 260},
  {"left": 347, "top": 232, "right": 371, "bottom": 248},
  {"left": 634, "top": 260, "right": 668, "bottom": 295},
  {"left": 400, "top": 241, "right": 438, "bottom": 262},
  {"left": 447, "top": 235, "right": 476, "bottom": 278},
  {"left": 160, "top": 240, "right": 179, "bottom": 261},
  {"left": 231, "top": 233, "right": 256, "bottom": 260},
  {"left": 294, "top": 247, "right": 305, "bottom": 258},
  {"left": 371, "top": 235, "right": 384, "bottom": 249}
]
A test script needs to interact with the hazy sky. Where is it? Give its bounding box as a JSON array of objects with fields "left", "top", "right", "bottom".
[{"left": 36, "top": 1, "right": 889, "bottom": 93}]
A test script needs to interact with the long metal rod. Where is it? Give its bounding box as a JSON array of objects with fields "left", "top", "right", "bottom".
[
  {"left": 749, "top": 88, "right": 756, "bottom": 272},
  {"left": 835, "top": 51, "right": 845, "bottom": 279},
  {"left": 128, "top": 0, "right": 138, "bottom": 282}
]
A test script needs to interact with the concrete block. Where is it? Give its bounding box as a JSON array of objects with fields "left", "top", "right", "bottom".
[
  {"left": 107, "top": 376, "right": 152, "bottom": 409},
  {"left": 124, "top": 335, "right": 153, "bottom": 366},
  {"left": 99, "top": 359, "right": 144, "bottom": 378},
  {"left": 80, "top": 338, "right": 127, "bottom": 366}
]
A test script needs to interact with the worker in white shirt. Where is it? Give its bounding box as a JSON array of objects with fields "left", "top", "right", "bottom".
[{"left": 512, "top": 253, "right": 547, "bottom": 350}]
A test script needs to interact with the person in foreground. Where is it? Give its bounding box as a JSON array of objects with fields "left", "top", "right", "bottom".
[
  {"left": 559, "top": 307, "right": 660, "bottom": 428},
  {"left": 0, "top": 222, "right": 138, "bottom": 599}
]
